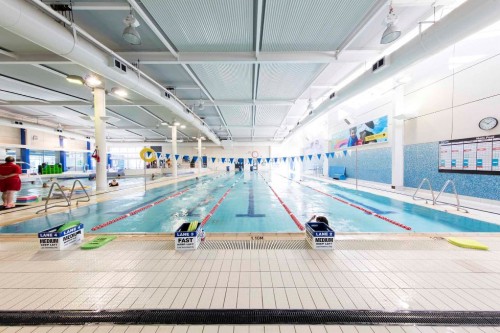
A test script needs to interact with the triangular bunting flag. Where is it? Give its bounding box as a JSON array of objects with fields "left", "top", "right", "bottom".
[
  {"left": 291, "top": 157, "right": 295, "bottom": 162},
  {"left": 317, "top": 153, "right": 322, "bottom": 160},
  {"left": 248, "top": 158, "right": 253, "bottom": 164},
  {"left": 221, "top": 158, "right": 226, "bottom": 163},
  {"left": 308, "top": 154, "right": 313, "bottom": 160},
  {"left": 331, "top": 152, "right": 335, "bottom": 158},
  {"left": 175, "top": 154, "right": 180, "bottom": 160},
  {"left": 192, "top": 156, "right": 198, "bottom": 163},
  {"left": 156, "top": 152, "right": 162, "bottom": 159},
  {"left": 274, "top": 158, "right": 278, "bottom": 163},
  {"left": 343, "top": 150, "right": 348, "bottom": 156},
  {"left": 229, "top": 158, "right": 234, "bottom": 164},
  {"left": 165, "top": 153, "right": 170, "bottom": 159},
  {"left": 300, "top": 156, "right": 304, "bottom": 162},
  {"left": 325, "top": 153, "right": 330, "bottom": 158},
  {"left": 283, "top": 157, "right": 287, "bottom": 162},
  {"left": 211, "top": 157, "right": 216, "bottom": 163},
  {"left": 257, "top": 158, "right": 262, "bottom": 164},
  {"left": 183, "top": 155, "right": 189, "bottom": 161},
  {"left": 266, "top": 157, "right": 271, "bottom": 163}
]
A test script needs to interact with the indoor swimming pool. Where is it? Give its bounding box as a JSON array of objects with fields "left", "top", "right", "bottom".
[{"left": 1, "top": 171, "right": 499, "bottom": 234}]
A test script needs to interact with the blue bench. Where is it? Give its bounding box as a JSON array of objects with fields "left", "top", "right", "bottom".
[{"left": 328, "top": 166, "right": 346, "bottom": 180}]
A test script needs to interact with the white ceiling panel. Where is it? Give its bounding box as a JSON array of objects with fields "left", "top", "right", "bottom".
[
  {"left": 219, "top": 106, "right": 251, "bottom": 126},
  {"left": 261, "top": 0, "right": 379, "bottom": 52},
  {"left": 255, "top": 105, "right": 289, "bottom": 126},
  {"left": 258, "top": 63, "right": 326, "bottom": 100},
  {"left": 253, "top": 128, "right": 278, "bottom": 138},
  {"left": 229, "top": 128, "right": 252, "bottom": 138},
  {"left": 141, "top": 0, "right": 253, "bottom": 52},
  {"left": 190, "top": 64, "right": 253, "bottom": 99}
]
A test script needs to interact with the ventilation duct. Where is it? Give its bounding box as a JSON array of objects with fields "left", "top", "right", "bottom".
[
  {"left": 289, "top": 0, "right": 500, "bottom": 137},
  {"left": 0, "top": 0, "right": 219, "bottom": 145}
]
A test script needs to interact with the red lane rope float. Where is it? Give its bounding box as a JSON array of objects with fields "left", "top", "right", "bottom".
[
  {"left": 91, "top": 188, "right": 190, "bottom": 231},
  {"left": 259, "top": 173, "right": 304, "bottom": 231},
  {"left": 201, "top": 188, "right": 232, "bottom": 226},
  {"left": 283, "top": 176, "right": 412, "bottom": 231}
]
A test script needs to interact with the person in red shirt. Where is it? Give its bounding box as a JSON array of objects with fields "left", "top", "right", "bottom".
[{"left": 0, "top": 156, "right": 22, "bottom": 208}]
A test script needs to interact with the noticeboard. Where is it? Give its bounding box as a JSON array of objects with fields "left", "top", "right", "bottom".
[{"left": 438, "top": 135, "right": 500, "bottom": 175}]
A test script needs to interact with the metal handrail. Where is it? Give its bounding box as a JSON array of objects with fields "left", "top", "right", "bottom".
[
  {"left": 68, "top": 180, "right": 91, "bottom": 206},
  {"left": 412, "top": 178, "right": 435, "bottom": 204},
  {"left": 36, "top": 182, "right": 71, "bottom": 214},
  {"left": 434, "top": 179, "right": 468, "bottom": 213}
]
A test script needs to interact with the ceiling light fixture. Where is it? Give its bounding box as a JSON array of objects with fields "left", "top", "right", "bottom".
[
  {"left": 84, "top": 74, "right": 102, "bottom": 88},
  {"left": 123, "top": 6, "right": 141, "bottom": 45},
  {"left": 381, "top": 3, "right": 401, "bottom": 44},
  {"left": 180, "top": 125, "right": 186, "bottom": 129},
  {"left": 110, "top": 87, "right": 128, "bottom": 97},
  {"left": 66, "top": 75, "right": 85, "bottom": 85},
  {"left": 173, "top": 120, "right": 181, "bottom": 126}
]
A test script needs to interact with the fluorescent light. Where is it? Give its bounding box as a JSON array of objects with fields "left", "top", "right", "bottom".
[
  {"left": 160, "top": 122, "right": 169, "bottom": 126},
  {"left": 85, "top": 75, "right": 102, "bottom": 88},
  {"left": 66, "top": 75, "right": 84, "bottom": 85},
  {"left": 173, "top": 121, "right": 180, "bottom": 126},
  {"left": 111, "top": 87, "right": 128, "bottom": 97},
  {"left": 180, "top": 125, "right": 186, "bottom": 129}
]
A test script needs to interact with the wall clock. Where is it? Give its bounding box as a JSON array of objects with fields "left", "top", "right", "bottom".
[{"left": 478, "top": 117, "right": 498, "bottom": 130}]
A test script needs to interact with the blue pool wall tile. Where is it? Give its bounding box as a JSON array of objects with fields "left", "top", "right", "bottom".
[
  {"left": 404, "top": 142, "right": 500, "bottom": 201},
  {"left": 328, "top": 147, "right": 392, "bottom": 184}
]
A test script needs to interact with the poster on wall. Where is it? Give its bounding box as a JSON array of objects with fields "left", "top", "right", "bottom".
[
  {"left": 439, "top": 135, "right": 500, "bottom": 175},
  {"left": 331, "top": 115, "right": 388, "bottom": 150}
]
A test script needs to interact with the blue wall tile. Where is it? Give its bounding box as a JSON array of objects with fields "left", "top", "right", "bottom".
[
  {"left": 404, "top": 142, "right": 500, "bottom": 201},
  {"left": 329, "top": 147, "right": 392, "bottom": 184}
]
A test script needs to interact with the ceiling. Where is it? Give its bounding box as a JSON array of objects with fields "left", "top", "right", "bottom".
[{"left": 0, "top": 0, "right": 439, "bottom": 144}]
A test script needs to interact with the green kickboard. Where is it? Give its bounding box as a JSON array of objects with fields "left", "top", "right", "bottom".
[{"left": 81, "top": 236, "right": 117, "bottom": 250}]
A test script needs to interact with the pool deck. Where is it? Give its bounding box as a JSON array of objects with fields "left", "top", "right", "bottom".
[{"left": 1, "top": 172, "right": 500, "bottom": 330}]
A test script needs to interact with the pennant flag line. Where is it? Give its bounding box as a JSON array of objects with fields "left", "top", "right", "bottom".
[
  {"left": 248, "top": 158, "right": 253, "bottom": 164},
  {"left": 266, "top": 157, "right": 271, "bottom": 163},
  {"left": 308, "top": 155, "right": 313, "bottom": 161},
  {"left": 175, "top": 154, "right": 180, "bottom": 160},
  {"left": 257, "top": 158, "right": 262, "bottom": 164},
  {"left": 300, "top": 156, "right": 304, "bottom": 162},
  {"left": 229, "top": 158, "right": 234, "bottom": 164},
  {"left": 192, "top": 156, "right": 198, "bottom": 163},
  {"left": 317, "top": 154, "right": 322, "bottom": 160},
  {"left": 211, "top": 157, "right": 216, "bottom": 163},
  {"left": 156, "top": 152, "right": 162, "bottom": 159}
]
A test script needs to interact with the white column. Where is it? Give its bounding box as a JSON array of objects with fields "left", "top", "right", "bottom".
[
  {"left": 171, "top": 125, "right": 178, "bottom": 178},
  {"left": 391, "top": 85, "right": 405, "bottom": 189},
  {"left": 93, "top": 87, "right": 108, "bottom": 191},
  {"left": 198, "top": 138, "right": 202, "bottom": 175}
]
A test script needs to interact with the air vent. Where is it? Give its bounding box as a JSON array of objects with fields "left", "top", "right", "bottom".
[
  {"left": 372, "top": 56, "right": 389, "bottom": 72},
  {"left": 13, "top": 121, "right": 23, "bottom": 125},
  {"left": 110, "top": 58, "right": 127, "bottom": 74},
  {"left": 163, "top": 87, "right": 175, "bottom": 99},
  {"left": 329, "top": 92, "right": 336, "bottom": 99}
]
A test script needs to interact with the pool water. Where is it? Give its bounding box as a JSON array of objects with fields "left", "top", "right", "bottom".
[{"left": 2, "top": 171, "right": 499, "bottom": 233}]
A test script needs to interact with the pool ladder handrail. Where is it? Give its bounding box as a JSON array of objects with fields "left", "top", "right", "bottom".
[
  {"left": 36, "top": 180, "right": 91, "bottom": 214},
  {"left": 412, "top": 178, "right": 435, "bottom": 204},
  {"left": 68, "top": 180, "right": 91, "bottom": 206},
  {"left": 36, "top": 181, "right": 71, "bottom": 214},
  {"left": 434, "top": 179, "right": 468, "bottom": 213}
]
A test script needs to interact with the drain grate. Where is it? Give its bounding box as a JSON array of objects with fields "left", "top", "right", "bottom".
[{"left": 1, "top": 309, "right": 500, "bottom": 326}]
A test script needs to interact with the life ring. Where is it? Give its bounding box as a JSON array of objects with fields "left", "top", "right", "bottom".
[
  {"left": 139, "top": 147, "right": 157, "bottom": 163},
  {"left": 251, "top": 151, "right": 259, "bottom": 158}
]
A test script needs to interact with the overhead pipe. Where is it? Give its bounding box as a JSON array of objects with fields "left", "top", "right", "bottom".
[
  {"left": 0, "top": 0, "right": 220, "bottom": 144},
  {"left": 289, "top": 0, "right": 500, "bottom": 136}
]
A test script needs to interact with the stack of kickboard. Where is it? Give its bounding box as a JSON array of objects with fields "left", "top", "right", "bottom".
[{"left": 16, "top": 195, "right": 40, "bottom": 205}]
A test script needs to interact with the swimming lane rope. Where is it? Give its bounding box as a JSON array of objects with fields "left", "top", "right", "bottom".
[
  {"left": 283, "top": 176, "right": 411, "bottom": 231},
  {"left": 91, "top": 188, "right": 190, "bottom": 231},
  {"left": 201, "top": 188, "right": 232, "bottom": 226},
  {"left": 258, "top": 173, "right": 304, "bottom": 231}
]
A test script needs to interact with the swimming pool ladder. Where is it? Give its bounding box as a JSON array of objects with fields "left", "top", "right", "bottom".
[
  {"left": 412, "top": 178, "right": 435, "bottom": 204},
  {"left": 36, "top": 180, "right": 90, "bottom": 214},
  {"left": 434, "top": 179, "right": 468, "bottom": 213}
]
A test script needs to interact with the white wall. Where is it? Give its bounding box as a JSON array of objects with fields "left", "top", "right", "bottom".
[
  {"left": 0, "top": 125, "right": 88, "bottom": 151},
  {"left": 0, "top": 125, "right": 20, "bottom": 146}
]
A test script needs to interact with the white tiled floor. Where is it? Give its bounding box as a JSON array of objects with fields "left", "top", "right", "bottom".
[
  {"left": 0, "top": 326, "right": 500, "bottom": 333},
  {"left": 0, "top": 237, "right": 500, "bottom": 312}
]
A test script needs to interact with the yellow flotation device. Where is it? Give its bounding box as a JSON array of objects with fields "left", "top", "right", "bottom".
[
  {"left": 187, "top": 221, "right": 199, "bottom": 232},
  {"left": 139, "top": 147, "right": 157, "bottom": 163},
  {"left": 446, "top": 237, "right": 489, "bottom": 251}
]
